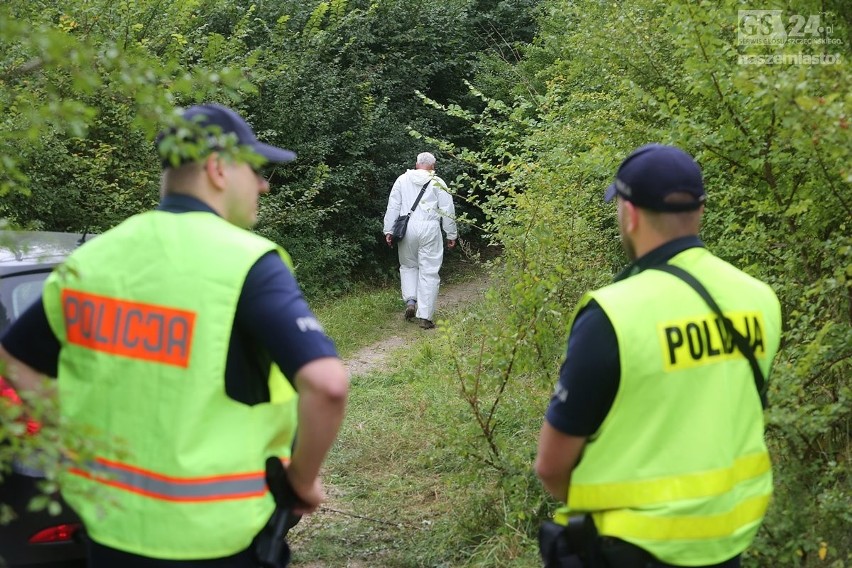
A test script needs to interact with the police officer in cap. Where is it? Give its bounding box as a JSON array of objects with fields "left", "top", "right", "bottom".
[
  {"left": 534, "top": 144, "right": 782, "bottom": 567},
  {"left": 0, "top": 104, "right": 349, "bottom": 567}
]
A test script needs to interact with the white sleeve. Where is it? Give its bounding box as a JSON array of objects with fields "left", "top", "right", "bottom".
[
  {"left": 383, "top": 180, "right": 403, "bottom": 234},
  {"left": 437, "top": 184, "right": 457, "bottom": 240}
]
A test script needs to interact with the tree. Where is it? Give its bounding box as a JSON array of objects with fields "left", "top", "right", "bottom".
[{"left": 0, "top": 1, "right": 253, "bottom": 231}]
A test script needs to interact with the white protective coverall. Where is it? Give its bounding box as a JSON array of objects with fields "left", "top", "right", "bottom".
[{"left": 383, "top": 168, "right": 457, "bottom": 322}]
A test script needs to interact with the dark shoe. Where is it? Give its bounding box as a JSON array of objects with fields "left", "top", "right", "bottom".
[
  {"left": 419, "top": 318, "right": 435, "bottom": 329},
  {"left": 405, "top": 303, "right": 416, "bottom": 321}
]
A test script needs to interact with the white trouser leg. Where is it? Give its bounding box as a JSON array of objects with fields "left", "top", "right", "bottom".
[
  {"left": 397, "top": 221, "right": 443, "bottom": 319},
  {"left": 398, "top": 235, "right": 420, "bottom": 304},
  {"left": 412, "top": 222, "right": 443, "bottom": 321}
]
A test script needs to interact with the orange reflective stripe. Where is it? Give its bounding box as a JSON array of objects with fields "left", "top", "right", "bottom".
[
  {"left": 62, "top": 289, "right": 196, "bottom": 368},
  {"left": 67, "top": 458, "right": 288, "bottom": 502}
]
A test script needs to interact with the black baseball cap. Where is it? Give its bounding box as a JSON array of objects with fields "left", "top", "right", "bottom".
[
  {"left": 604, "top": 144, "right": 706, "bottom": 212},
  {"left": 158, "top": 103, "right": 296, "bottom": 166}
]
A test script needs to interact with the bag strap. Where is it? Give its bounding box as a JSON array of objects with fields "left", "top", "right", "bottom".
[
  {"left": 652, "top": 264, "right": 768, "bottom": 407},
  {"left": 406, "top": 180, "right": 431, "bottom": 216}
]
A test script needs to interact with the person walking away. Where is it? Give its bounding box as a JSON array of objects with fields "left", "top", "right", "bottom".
[
  {"left": 383, "top": 151, "right": 457, "bottom": 329},
  {"left": 0, "top": 103, "right": 349, "bottom": 567},
  {"left": 534, "top": 144, "right": 782, "bottom": 567}
]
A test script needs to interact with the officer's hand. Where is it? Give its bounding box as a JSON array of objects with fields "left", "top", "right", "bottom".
[
  {"left": 286, "top": 471, "right": 326, "bottom": 515},
  {"left": 447, "top": 239, "right": 457, "bottom": 249},
  {"left": 385, "top": 233, "right": 393, "bottom": 247}
]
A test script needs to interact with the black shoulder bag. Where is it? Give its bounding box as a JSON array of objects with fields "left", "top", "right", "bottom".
[
  {"left": 390, "top": 180, "right": 431, "bottom": 245},
  {"left": 652, "top": 264, "right": 768, "bottom": 407}
]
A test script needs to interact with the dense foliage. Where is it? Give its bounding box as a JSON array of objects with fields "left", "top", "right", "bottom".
[
  {"left": 434, "top": 1, "right": 850, "bottom": 566},
  {"left": 1, "top": 0, "right": 537, "bottom": 297},
  {"left": 1, "top": 0, "right": 849, "bottom": 566}
]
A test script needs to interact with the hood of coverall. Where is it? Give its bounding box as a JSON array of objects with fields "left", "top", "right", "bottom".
[{"left": 405, "top": 168, "right": 435, "bottom": 186}]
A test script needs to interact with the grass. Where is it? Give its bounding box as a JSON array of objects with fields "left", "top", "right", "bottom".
[
  {"left": 297, "top": 244, "right": 851, "bottom": 568},
  {"left": 288, "top": 368, "right": 485, "bottom": 567},
  {"left": 312, "top": 285, "right": 403, "bottom": 359},
  {"left": 288, "top": 256, "right": 548, "bottom": 567},
  {"left": 312, "top": 252, "right": 488, "bottom": 359}
]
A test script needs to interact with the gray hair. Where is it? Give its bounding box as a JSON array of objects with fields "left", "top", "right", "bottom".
[{"left": 416, "top": 152, "right": 436, "bottom": 168}]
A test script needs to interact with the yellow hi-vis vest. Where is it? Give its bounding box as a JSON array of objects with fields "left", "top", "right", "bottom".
[
  {"left": 42, "top": 211, "right": 298, "bottom": 560},
  {"left": 554, "top": 247, "right": 781, "bottom": 566}
]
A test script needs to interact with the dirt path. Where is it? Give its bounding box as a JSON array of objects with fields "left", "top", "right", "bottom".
[
  {"left": 291, "top": 276, "right": 489, "bottom": 567},
  {"left": 343, "top": 277, "right": 487, "bottom": 378}
]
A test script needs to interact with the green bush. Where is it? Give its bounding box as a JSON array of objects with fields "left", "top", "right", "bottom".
[{"left": 433, "top": 1, "right": 850, "bottom": 566}]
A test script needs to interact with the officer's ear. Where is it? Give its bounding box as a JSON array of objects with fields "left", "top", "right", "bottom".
[
  {"left": 204, "top": 154, "right": 227, "bottom": 190},
  {"left": 624, "top": 200, "right": 640, "bottom": 233},
  {"left": 617, "top": 197, "right": 640, "bottom": 234}
]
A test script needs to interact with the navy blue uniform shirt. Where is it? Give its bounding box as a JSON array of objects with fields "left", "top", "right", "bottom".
[
  {"left": 1, "top": 194, "right": 338, "bottom": 405},
  {"left": 545, "top": 236, "right": 705, "bottom": 436}
]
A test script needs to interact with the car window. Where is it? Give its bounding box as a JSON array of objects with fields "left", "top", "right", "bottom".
[
  {"left": 13, "top": 279, "right": 46, "bottom": 318},
  {"left": 0, "top": 272, "right": 50, "bottom": 332}
]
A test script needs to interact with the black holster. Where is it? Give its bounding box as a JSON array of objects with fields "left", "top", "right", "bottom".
[
  {"left": 539, "top": 518, "right": 682, "bottom": 568},
  {"left": 538, "top": 515, "right": 599, "bottom": 568},
  {"left": 255, "top": 457, "right": 302, "bottom": 568},
  {"left": 255, "top": 507, "right": 292, "bottom": 568}
]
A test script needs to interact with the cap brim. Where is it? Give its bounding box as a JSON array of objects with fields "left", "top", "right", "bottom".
[
  {"left": 253, "top": 142, "right": 297, "bottom": 163},
  {"left": 604, "top": 183, "right": 617, "bottom": 202}
]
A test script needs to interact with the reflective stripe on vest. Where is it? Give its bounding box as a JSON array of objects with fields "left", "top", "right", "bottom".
[
  {"left": 593, "top": 494, "right": 770, "bottom": 540},
  {"left": 569, "top": 451, "right": 770, "bottom": 510},
  {"left": 42, "top": 212, "right": 300, "bottom": 559},
  {"left": 67, "top": 458, "right": 280, "bottom": 502},
  {"left": 554, "top": 248, "right": 781, "bottom": 564}
]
